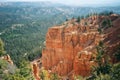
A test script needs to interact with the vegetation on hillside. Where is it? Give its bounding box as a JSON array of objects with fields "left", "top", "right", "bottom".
[
  {"left": 0, "top": 2, "right": 120, "bottom": 79},
  {"left": 0, "top": 39, "right": 34, "bottom": 80},
  {"left": 0, "top": 3, "right": 120, "bottom": 67}
]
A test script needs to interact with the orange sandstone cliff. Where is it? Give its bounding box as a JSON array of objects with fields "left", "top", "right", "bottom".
[
  {"left": 42, "top": 14, "right": 120, "bottom": 78},
  {"left": 31, "top": 62, "right": 40, "bottom": 80}
]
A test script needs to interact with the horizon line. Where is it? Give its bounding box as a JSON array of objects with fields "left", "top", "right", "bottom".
[{"left": 0, "top": 1, "right": 120, "bottom": 7}]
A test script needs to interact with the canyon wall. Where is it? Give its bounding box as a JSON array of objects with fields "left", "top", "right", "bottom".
[
  {"left": 42, "top": 14, "right": 120, "bottom": 77},
  {"left": 31, "top": 62, "right": 40, "bottom": 80},
  {"left": 42, "top": 15, "right": 101, "bottom": 76}
]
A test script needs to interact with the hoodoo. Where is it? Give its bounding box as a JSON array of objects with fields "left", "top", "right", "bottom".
[{"left": 42, "top": 14, "right": 120, "bottom": 77}]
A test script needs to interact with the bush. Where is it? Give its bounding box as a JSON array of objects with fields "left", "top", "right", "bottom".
[
  {"left": 110, "top": 62, "right": 120, "bottom": 80},
  {"left": 114, "top": 46, "right": 120, "bottom": 61},
  {"left": 97, "top": 28, "right": 102, "bottom": 34},
  {"left": 50, "top": 73, "right": 60, "bottom": 80},
  {"left": 101, "top": 19, "right": 112, "bottom": 29}
]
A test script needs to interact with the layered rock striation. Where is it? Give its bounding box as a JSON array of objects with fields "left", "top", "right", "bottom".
[{"left": 42, "top": 14, "right": 120, "bottom": 77}]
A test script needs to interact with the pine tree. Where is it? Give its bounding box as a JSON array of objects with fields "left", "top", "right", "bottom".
[
  {"left": 66, "top": 18, "right": 68, "bottom": 21},
  {"left": 76, "top": 16, "right": 81, "bottom": 22},
  {"left": 93, "top": 41, "right": 111, "bottom": 76}
]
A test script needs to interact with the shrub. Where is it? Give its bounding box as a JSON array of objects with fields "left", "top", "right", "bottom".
[
  {"left": 110, "top": 62, "right": 120, "bottom": 80},
  {"left": 101, "top": 19, "right": 112, "bottom": 29},
  {"left": 114, "top": 46, "right": 120, "bottom": 61}
]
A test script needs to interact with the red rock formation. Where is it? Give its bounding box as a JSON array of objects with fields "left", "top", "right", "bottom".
[
  {"left": 2, "top": 54, "right": 13, "bottom": 64},
  {"left": 42, "top": 14, "right": 120, "bottom": 77},
  {"left": 32, "top": 62, "right": 40, "bottom": 80}
]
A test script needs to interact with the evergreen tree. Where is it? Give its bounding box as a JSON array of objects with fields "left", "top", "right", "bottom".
[
  {"left": 114, "top": 46, "right": 120, "bottom": 61},
  {"left": 76, "top": 16, "right": 81, "bottom": 22},
  {"left": 66, "top": 18, "right": 68, "bottom": 21},
  {"left": 95, "top": 41, "right": 111, "bottom": 75},
  {"left": 87, "top": 41, "right": 112, "bottom": 80}
]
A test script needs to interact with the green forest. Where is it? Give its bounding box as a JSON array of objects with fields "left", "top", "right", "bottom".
[
  {"left": 0, "top": 2, "right": 120, "bottom": 66},
  {"left": 0, "top": 2, "right": 120, "bottom": 80}
]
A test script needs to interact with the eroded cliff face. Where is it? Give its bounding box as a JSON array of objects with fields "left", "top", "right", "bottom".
[
  {"left": 31, "top": 62, "right": 40, "bottom": 80},
  {"left": 42, "top": 14, "right": 120, "bottom": 77}
]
